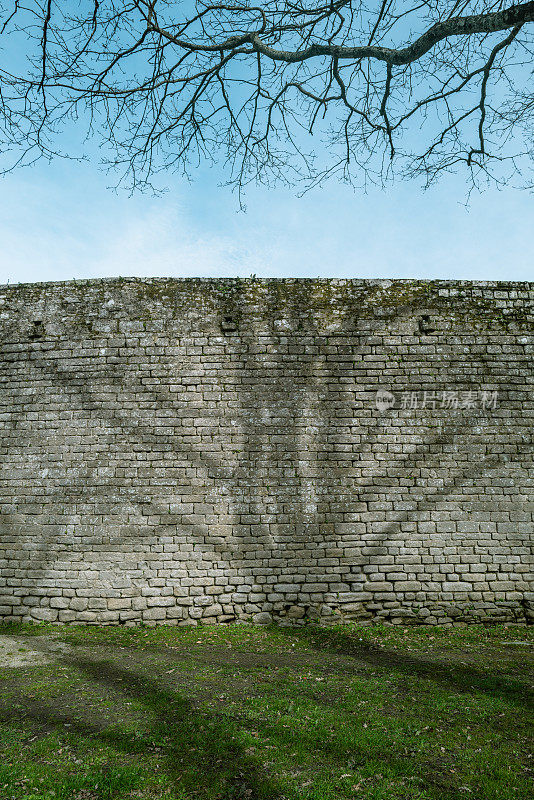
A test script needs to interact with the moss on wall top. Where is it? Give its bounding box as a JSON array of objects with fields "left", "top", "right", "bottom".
[{"left": 0, "top": 278, "right": 532, "bottom": 341}]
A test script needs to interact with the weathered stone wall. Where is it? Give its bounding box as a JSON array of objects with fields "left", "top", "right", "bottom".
[{"left": 0, "top": 278, "right": 532, "bottom": 626}]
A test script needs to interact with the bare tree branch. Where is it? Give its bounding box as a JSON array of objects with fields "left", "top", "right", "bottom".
[
  {"left": 0, "top": 1, "right": 532, "bottom": 194},
  {"left": 247, "top": 3, "right": 534, "bottom": 65}
]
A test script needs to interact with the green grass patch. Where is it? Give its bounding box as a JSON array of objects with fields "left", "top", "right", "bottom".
[{"left": 0, "top": 623, "right": 532, "bottom": 799}]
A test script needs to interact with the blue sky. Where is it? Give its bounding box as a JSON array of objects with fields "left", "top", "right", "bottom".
[
  {"left": 1, "top": 156, "right": 532, "bottom": 285},
  {"left": 0, "top": 2, "right": 532, "bottom": 285}
]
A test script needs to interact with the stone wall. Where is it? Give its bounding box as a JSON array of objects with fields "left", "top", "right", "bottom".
[{"left": 0, "top": 278, "right": 532, "bottom": 626}]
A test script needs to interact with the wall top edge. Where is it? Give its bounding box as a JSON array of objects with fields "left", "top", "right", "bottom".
[
  {"left": 1, "top": 276, "right": 532, "bottom": 337},
  {"left": 0, "top": 277, "right": 533, "bottom": 292}
]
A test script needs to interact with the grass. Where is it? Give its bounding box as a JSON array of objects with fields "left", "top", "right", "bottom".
[{"left": 0, "top": 622, "right": 532, "bottom": 800}]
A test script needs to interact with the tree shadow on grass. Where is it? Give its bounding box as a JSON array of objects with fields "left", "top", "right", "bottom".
[
  {"left": 0, "top": 649, "right": 481, "bottom": 800},
  {"left": 1, "top": 650, "right": 281, "bottom": 800},
  {"left": 2, "top": 636, "right": 531, "bottom": 800},
  {"left": 275, "top": 625, "right": 534, "bottom": 712}
]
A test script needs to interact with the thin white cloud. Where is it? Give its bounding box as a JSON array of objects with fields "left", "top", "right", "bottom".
[
  {"left": 0, "top": 167, "right": 532, "bottom": 284},
  {"left": 89, "top": 203, "right": 267, "bottom": 279}
]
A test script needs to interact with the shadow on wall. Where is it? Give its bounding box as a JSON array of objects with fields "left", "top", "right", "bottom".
[{"left": 0, "top": 280, "right": 532, "bottom": 625}]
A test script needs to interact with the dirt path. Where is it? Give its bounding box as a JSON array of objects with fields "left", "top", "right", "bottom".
[
  {"left": 0, "top": 634, "right": 54, "bottom": 667},
  {"left": 0, "top": 634, "right": 75, "bottom": 667}
]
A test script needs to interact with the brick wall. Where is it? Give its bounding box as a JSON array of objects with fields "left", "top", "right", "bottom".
[{"left": 0, "top": 278, "right": 532, "bottom": 626}]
